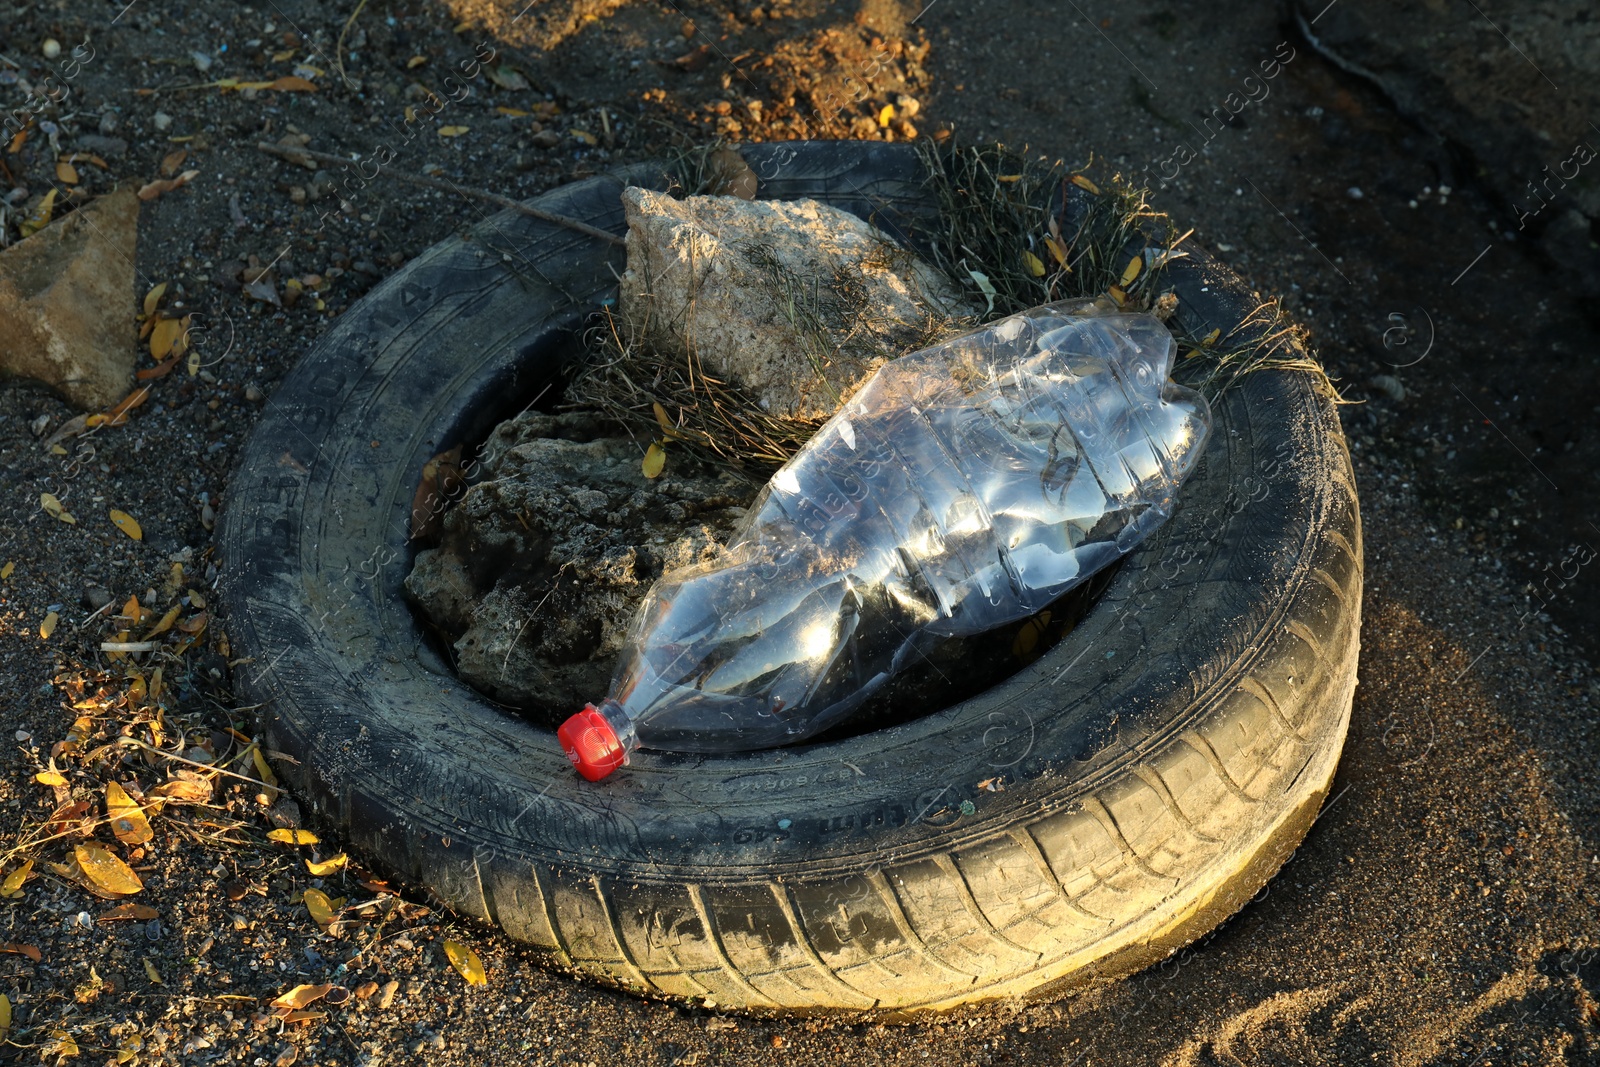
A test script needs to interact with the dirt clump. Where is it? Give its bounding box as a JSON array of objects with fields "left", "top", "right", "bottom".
[{"left": 404, "top": 412, "right": 753, "bottom": 718}]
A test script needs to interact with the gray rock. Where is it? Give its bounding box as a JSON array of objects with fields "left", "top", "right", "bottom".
[
  {"left": 0, "top": 188, "right": 140, "bottom": 410},
  {"left": 617, "top": 186, "right": 975, "bottom": 420},
  {"left": 82, "top": 586, "right": 113, "bottom": 610},
  {"left": 74, "top": 133, "right": 128, "bottom": 157}
]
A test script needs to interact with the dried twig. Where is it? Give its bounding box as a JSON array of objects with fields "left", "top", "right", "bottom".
[{"left": 254, "top": 141, "right": 626, "bottom": 247}]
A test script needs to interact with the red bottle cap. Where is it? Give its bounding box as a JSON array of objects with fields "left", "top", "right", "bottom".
[{"left": 557, "top": 704, "right": 627, "bottom": 781}]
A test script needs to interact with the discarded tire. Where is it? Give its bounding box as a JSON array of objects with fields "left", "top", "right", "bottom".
[{"left": 220, "top": 142, "right": 1361, "bottom": 1013}]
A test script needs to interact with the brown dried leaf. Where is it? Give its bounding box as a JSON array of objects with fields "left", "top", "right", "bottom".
[
  {"left": 159, "top": 148, "right": 189, "bottom": 177},
  {"left": 99, "top": 902, "right": 159, "bottom": 922},
  {"left": 1, "top": 943, "right": 42, "bottom": 962},
  {"left": 137, "top": 169, "right": 199, "bottom": 201},
  {"left": 148, "top": 774, "right": 212, "bottom": 804}
]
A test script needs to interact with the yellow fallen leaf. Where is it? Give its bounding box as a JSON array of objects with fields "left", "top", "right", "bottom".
[
  {"left": 56, "top": 160, "right": 79, "bottom": 184},
  {"left": 252, "top": 747, "right": 280, "bottom": 792},
  {"left": 109, "top": 509, "right": 144, "bottom": 541},
  {"left": 407, "top": 55, "right": 429, "bottom": 69},
  {"left": 36, "top": 771, "right": 68, "bottom": 786},
  {"left": 46, "top": 1029, "right": 78, "bottom": 1058},
  {"left": 1070, "top": 174, "right": 1101, "bottom": 195},
  {"left": 99, "top": 902, "right": 159, "bottom": 921},
  {"left": 1, "top": 561, "right": 12, "bottom": 579},
  {"left": 142, "top": 281, "right": 167, "bottom": 318},
  {"left": 303, "top": 887, "right": 334, "bottom": 930},
  {"left": 496, "top": 106, "right": 529, "bottom": 116},
  {"left": 570, "top": 129, "right": 596, "bottom": 145},
  {"left": 443, "top": 939, "right": 487, "bottom": 986},
  {"left": 438, "top": 125, "right": 470, "bottom": 137},
  {"left": 1119, "top": 255, "right": 1143, "bottom": 288},
  {"left": 159, "top": 147, "right": 188, "bottom": 178},
  {"left": 74, "top": 841, "right": 144, "bottom": 896},
  {"left": 271, "top": 983, "right": 333, "bottom": 1011},
  {"left": 305, "top": 853, "right": 348, "bottom": 877},
  {"left": 996, "top": 174, "right": 1023, "bottom": 183},
  {"left": 0, "top": 993, "right": 9, "bottom": 1042},
  {"left": 1108, "top": 284, "right": 1128, "bottom": 305},
  {"left": 1, "top": 860, "right": 33, "bottom": 898},
  {"left": 1201, "top": 327, "right": 1222, "bottom": 348},
  {"left": 272, "top": 48, "right": 296, "bottom": 61},
  {"left": 40, "top": 492, "right": 77, "bottom": 524},
  {"left": 40, "top": 611, "right": 59, "bottom": 640},
  {"left": 268, "top": 828, "right": 318, "bottom": 846},
  {"left": 144, "top": 603, "right": 182, "bottom": 638},
  {"left": 149, "top": 316, "right": 185, "bottom": 360},
  {"left": 106, "top": 782, "right": 154, "bottom": 845},
  {"left": 19, "top": 188, "right": 56, "bottom": 237},
  {"left": 878, "top": 104, "right": 895, "bottom": 127},
  {"left": 144, "top": 958, "right": 162, "bottom": 984},
  {"left": 65, "top": 152, "right": 110, "bottom": 170},
  {"left": 121, "top": 595, "right": 145, "bottom": 625},
  {"left": 652, "top": 401, "right": 674, "bottom": 435},
  {"left": 641, "top": 441, "right": 666, "bottom": 479},
  {"left": 1043, "top": 234, "right": 1069, "bottom": 267},
  {"left": 1021, "top": 250, "right": 1046, "bottom": 277},
  {"left": 117, "top": 1034, "right": 143, "bottom": 1063}
]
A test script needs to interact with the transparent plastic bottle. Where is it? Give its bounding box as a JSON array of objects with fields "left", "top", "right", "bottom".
[{"left": 557, "top": 299, "right": 1212, "bottom": 780}]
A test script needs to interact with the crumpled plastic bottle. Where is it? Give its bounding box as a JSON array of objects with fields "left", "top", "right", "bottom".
[{"left": 558, "top": 299, "right": 1212, "bottom": 780}]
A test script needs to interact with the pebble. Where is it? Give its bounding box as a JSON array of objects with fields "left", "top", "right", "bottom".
[
  {"left": 531, "top": 129, "right": 561, "bottom": 149},
  {"left": 191, "top": 51, "right": 213, "bottom": 73},
  {"left": 83, "top": 586, "right": 113, "bottom": 610},
  {"left": 42, "top": 38, "right": 61, "bottom": 59},
  {"left": 98, "top": 110, "right": 119, "bottom": 135},
  {"left": 153, "top": 112, "right": 173, "bottom": 132},
  {"left": 377, "top": 980, "right": 400, "bottom": 1009},
  {"left": 1369, "top": 374, "right": 1407, "bottom": 402},
  {"left": 245, "top": 384, "right": 265, "bottom": 403}
]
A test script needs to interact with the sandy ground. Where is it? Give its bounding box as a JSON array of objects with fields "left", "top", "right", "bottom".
[{"left": 1, "top": 0, "right": 1596, "bottom": 1063}]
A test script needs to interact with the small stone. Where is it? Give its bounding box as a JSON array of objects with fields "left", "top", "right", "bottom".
[
  {"left": 153, "top": 111, "right": 173, "bottom": 132},
  {"left": 377, "top": 980, "right": 399, "bottom": 1009},
  {"left": 191, "top": 51, "right": 214, "bottom": 73},
  {"left": 75, "top": 133, "right": 128, "bottom": 158},
  {"left": 42, "top": 38, "right": 61, "bottom": 59},
  {"left": 1346, "top": 186, "right": 1364, "bottom": 200},
  {"left": 245, "top": 383, "right": 265, "bottom": 403},
  {"left": 273, "top": 1045, "right": 298, "bottom": 1066},
  {"left": 289, "top": 185, "right": 307, "bottom": 205},
  {"left": 1369, "top": 374, "right": 1406, "bottom": 402},
  {"left": 29, "top": 413, "right": 50, "bottom": 436},
  {"left": 530, "top": 128, "right": 560, "bottom": 149},
  {"left": 894, "top": 93, "right": 920, "bottom": 118},
  {"left": 98, "top": 111, "right": 119, "bottom": 135},
  {"left": 83, "top": 586, "right": 113, "bottom": 610}
]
